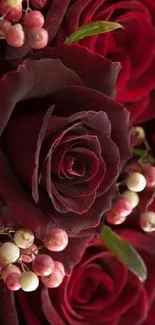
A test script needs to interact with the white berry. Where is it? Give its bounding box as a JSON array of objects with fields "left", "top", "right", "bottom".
[
  {"left": 140, "top": 211, "right": 155, "bottom": 232},
  {"left": 14, "top": 229, "right": 34, "bottom": 249},
  {"left": 0, "top": 242, "right": 20, "bottom": 264},
  {"left": 121, "top": 190, "right": 139, "bottom": 208},
  {"left": 19, "top": 271, "right": 39, "bottom": 292},
  {"left": 133, "top": 126, "right": 145, "bottom": 140},
  {"left": 126, "top": 172, "right": 146, "bottom": 192}
]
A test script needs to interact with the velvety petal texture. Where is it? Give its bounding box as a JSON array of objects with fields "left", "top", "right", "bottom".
[
  {"left": 11, "top": 229, "right": 155, "bottom": 325},
  {"left": 54, "top": 0, "right": 155, "bottom": 124},
  {"left": 0, "top": 45, "right": 131, "bottom": 272}
]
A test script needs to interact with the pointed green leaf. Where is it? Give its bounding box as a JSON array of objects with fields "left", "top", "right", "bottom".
[
  {"left": 65, "top": 21, "right": 123, "bottom": 44},
  {"left": 100, "top": 226, "right": 147, "bottom": 282}
]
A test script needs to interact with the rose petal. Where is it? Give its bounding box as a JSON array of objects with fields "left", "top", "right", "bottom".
[
  {"left": 51, "top": 85, "right": 131, "bottom": 167},
  {"left": 32, "top": 45, "right": 121, "bottom": 98},
  {"left": 0, "top": 282, "right": 19, "bottom": 325},
  {"left": 0, "top": 58, "right": 82, "bottom": 137}
]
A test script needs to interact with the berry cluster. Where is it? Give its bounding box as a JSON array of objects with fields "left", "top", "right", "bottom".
[
  {"left": 0, "top": 227, "right": 68, "bottom": 292},
  {"left": 106, "top": 126, "right": 155, "bottom": 232},
  {"left": 0, "top": 0, "right": 48, "bottom": 49}
]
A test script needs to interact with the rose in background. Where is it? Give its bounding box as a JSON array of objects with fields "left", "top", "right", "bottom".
[
  {"left": 0, "top": 45, "right": 131, "bottom": 271},
  {"left": 54, "top": 0, "right": 155, "bottom": 125},
  {"left": 3, "top": 228, "right": 153, "bottom": 325}
]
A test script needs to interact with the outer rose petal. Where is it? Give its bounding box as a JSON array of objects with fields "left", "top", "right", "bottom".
[
  {"left": 33, "top": 45, "right": 121, "bottom": 98},
  {"left": 0, "top": 58, "right": 82, "bottom": 137},
  {"left": 0, "top": 282, "right": 19, "bottom": 325}
]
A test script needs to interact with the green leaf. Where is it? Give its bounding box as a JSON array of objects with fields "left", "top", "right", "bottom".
[
  {"left": 133, "top": 149, "right": 146, "bottom": 157},
  {"left": 65, "top": 21, "right": 123, "bottom": 44},
  {"left": 100, "top": 226, "right": 147, "bottom": 282}
]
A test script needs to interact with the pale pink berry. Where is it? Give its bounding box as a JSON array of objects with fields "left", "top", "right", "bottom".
[
  {"left": 30, "top": 0, "right": 48, "bottom": 9},
  {"left": 24, "top": 10, "right": 44, "bottom": 29},
  {"left": 4, "top": 0, "right": 22, "bottom": 8},
  {"left": 111, "top": 197, "right": 133, "bottom": 217},
  {"left": 106, "top": 212, "right": 127, "bottom": 225},
  {"left": 6, "top": 272, "right": 21, "bottom": 291},
  {"left": 140, "top": 211, "right": 155, "bottom": 232},
  {"left": 143, "top": 166, "right": 155, "bottom": 188},
  {"left": 54, "top": 261, "right": 65, "bottom": 276},
  {"left": 6, "top": 23, "right": 25, "bottom": 47},
  {"left": 126, "top": 172, "right": 146, "bottom": 192},
  {"left": 19, "top": 271, "right": 39, "bottom": 292},
  {"left": 0, "top": 3, "right": 22, "bottom": 23},
  {"left": 14, "top": 228, "right": 34, "bottom": 249},
  {"left": 41, "top": 267, "right": 64, "bottom": 288},
  {"left": 121, "top": 190, "right": 139, "bottom": 209},
  {"left": 0, "top": 242, "right": 20, "bottom": 264},
  {"left": 21, "top": 244, "right": 38, "bottom": 263},
  {"left": 44, "top": 228, "right": 68, "bottom": 252},
  {"left": 32, "top": 254, "right": 54, "bottom": 276},
  {"left": 1, "top": 264, "right": 21, "bottom": 281},
  {"left": 0, "top": 19, "right": 11, "bottom": 36},
  {"left": 28, "top": 27, "right": 48, "bottom": 49},
  {"left": 125, "top": 162, "right": 142, "bottom": 174}
]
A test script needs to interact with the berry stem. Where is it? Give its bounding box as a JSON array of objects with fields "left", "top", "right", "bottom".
[
  {"left": 23, "top": 0, "right": 31, "bottom": 14},
  {"left": 18, "top": 260, "right": 29, "bottom": 272}
]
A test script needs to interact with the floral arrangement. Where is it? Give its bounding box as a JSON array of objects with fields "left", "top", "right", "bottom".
[{"left": 0, "top": 0, "right": 155, "bottom": 324}]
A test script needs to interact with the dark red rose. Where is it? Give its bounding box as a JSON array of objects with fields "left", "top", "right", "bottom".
[
  {"left": 0, "top": 45, "right": 131, "bottom": 271},
  {"left": 54, "top": 0, "right": 155, "bottom": 125},
  {"left": 1, "top": 229, "right": 153, "bottom": 325}
]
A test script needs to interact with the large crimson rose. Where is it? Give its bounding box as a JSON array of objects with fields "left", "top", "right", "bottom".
[
  {"left": 0, "top": 45, "right": 131, "bottom": 271},
  {"left": 1, "top": 229, "right": 154, "bottom": 325},
  {"left": 53, "top": 0, "right": 155, "bottom": 125}
]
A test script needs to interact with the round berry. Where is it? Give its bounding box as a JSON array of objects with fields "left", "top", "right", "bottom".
[
  {"left": 0, "top": 19, "right": 11, "bottom": 36},
  {"left": 6, "top": 23, "right": 25, "bottom": 47},
  {"left": 24, "top": 10, "right": 44, "bottom": 29},
  {"left": 1, "top": 5, "right": 23, "bottom": 23},
  {"left": 121, "top": 190, "right": 139, "bottom": 209},
  {"left": 140, "top": 211, "right": 155, "bottom": 232},
  {"left": 106, "top": 211, "right": 127, "bottom": 225},
  {"left": 28, "top": 27, "right": 48, "bottom": 49},
  {"left": 54, "top": 261, "right": 65, "bottom": 276},
  {"left": 21, "top": 243, "right": 38, "bottom": 263},
  {"left": 44, "top": 228, "right": 68, "bottom": 252},
  {"left": 111, "top": 197, "right": 133, "bottom": 217},
  {"left": 1, "top": 264, "right": 21, "bottom": 282},
  {"left": 6, "top": 272, "right": 21, "bottom": 291},
  {"left": 143, "top": 166, "right": 155, "bottom": 188},
  {"left": 126, "top": 172, "right": 146, "bottom": 192},
  {"left": 41, "top": 267, "right": 64, "bottom": 288},
  {"left": 14, "top": 228, "right": 34, "bottom": 249},
  {"left": 4, "top": 0, "right": 22, "bottom": 7},
  {"left": 125, "top": 162, "right": 142, "bottom": 174},
  {"left": 133, "top": 126, "right": 145, "bottom": 141},
  {"left": 32, "top": 254, "right": 54, "bottom": 276},
  {"left": 0, "top": 242, "right": 20, "bottom": 264},
  {"left": 19, "top": 271, "right": 39, "bottom": 292}
]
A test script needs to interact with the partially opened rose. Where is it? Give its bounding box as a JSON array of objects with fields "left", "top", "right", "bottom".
[
  {"left": 3, "top": 229, "right": 153, "bottom": 325},
  {"left": 0, "top": 45, "right": 131, "bottom": 270},
  {"left": 54, "top": 0, "right": 155, "bottom": 124}
]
